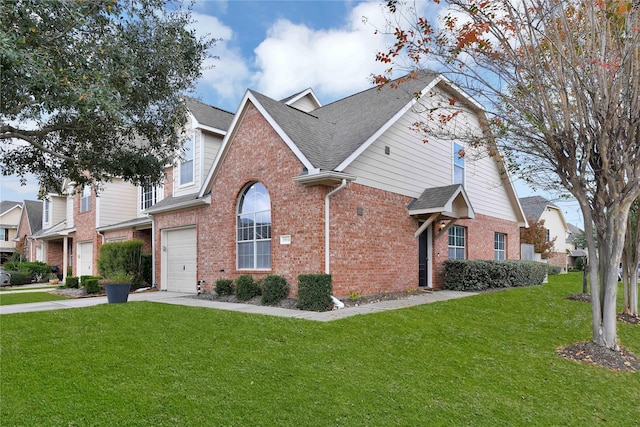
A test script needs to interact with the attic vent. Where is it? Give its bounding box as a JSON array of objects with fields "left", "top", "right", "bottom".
[{"left": 384, "top": 146, "right": 390, "bottom": 155}]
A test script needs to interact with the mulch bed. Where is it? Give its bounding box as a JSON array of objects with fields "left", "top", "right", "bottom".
[{"left": 557, "top": 341, "right": 639, "bottom": 372}]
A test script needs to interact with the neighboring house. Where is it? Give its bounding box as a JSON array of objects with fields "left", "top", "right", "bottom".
[
  {"left": 14, "top": 200, "right": 43, "bottom": 261},
  {"left": 148, "top": 73, "right": 527, "bottom": 295},
  {"left": 519, "top": 196, "right": 570, "bottom": 272},
  {"left": 566, "top": 223, "right": 587, "bottom": 268},
  {"left": 0, "top": 201, "right": 23, "bottom": 264},
  {"left": 33, "top": 98, "right": 234, "bottom": 282}
]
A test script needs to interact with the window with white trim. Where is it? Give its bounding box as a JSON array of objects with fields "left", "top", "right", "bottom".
[
  {"left": 140, "top": 184, "right": 157, "bottom": 210},
  {"left": 453, "top": 143, "right": 465, "bottom": 185},
  {"left": 237, "top": 182, "right": 271, "bottom": 269},
  {"left": 44, "top": 198, "right": 51, "bottom": 223},
  {"left": 1, "top": 228, "right": 8, "bottom": 241},
  {"left": 448, "top": 225, "right": 466, "bottom": 260},
  {"left": 179, "top": 136, "right": 194, "bottom": 185},
  {"left": 80, "top": 186, "right": 91, "bottom": 212},
  {"left": 494, "top": 232, "right": 506, "bottom": 260}
]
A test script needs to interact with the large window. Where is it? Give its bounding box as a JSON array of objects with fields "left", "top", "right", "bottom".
[
  {"left": 179, "top": 136, "right": 194, "bottom": 185},
  {"left": 140, "top": 184, "right": 157, "bottom": 210},
  {"left": 237, "top": 182, "right": 271, "bottom": 269},
  {"left": 80, "top": 186, "right": 91, "bottom": 212},
  {"left": 494, "top": 232, "right": 506, "bottom": 260},
  {"left": 448, "top": 225, "right": 466, "bottom": 260},
  {"left": 453, "top": 143, "right": 465, "bottom": 185}
]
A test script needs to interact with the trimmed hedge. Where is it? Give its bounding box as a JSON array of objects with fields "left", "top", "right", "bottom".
[
  {"left": 297, "top": 274, "right": 332, "bottom": 311},
  {"left": 97, "top": 240, "right": 144, "bottom": 289},
  {"left": 443, "top": 260, "right": 548, "bottom": 291},
  {"left": 236, "top": 275, "right": 261, "bottom": 301},
  {"left": 215, "top": 279, "right": 234, "bottom": 296},
  {"left": 261, "top": 275, "right": 289, "bottom": 305},
  {"left": 8, "top": 271, "right": 29, "bottom": 286},
  {"left": 141, "top": 254, "right": 152, "bottom": 286},
  {"left": 84, "top": 278, "right": 101, "bottom": 294},
  {"left": 65, "top": 276, "right": 80, "bottom": 289},
  {"left": 3, "top": 261, "right": 50, "bottom": 282}
]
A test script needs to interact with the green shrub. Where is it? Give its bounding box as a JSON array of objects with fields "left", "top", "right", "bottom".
[
  {"left": 215, "top": 279, "right": 234, "bottom": 296},
  {"left": 65, "top": 276, "right": 79, "bottom": 289},
  {"left": 235, "top": 275, "right": 261, "bottom": 301},
  {"left": 261, "top": 275, "right": 289, "bottom": 305},
  {"left": 97, "top": 240, "right": 144, "bottom": 289},
  {"left": 80, "top": 276, "right": 101, "bottom": 288},
  {"left": 9, "top": 271, "right": 29, "bottom": 286},
  {"left": 10, "top": 252, "right": 21, "bottom": 262},
  {"left": 84, "top": 278, "right": 101, "bottom": 294},
  {"left": 548, "top": 265, "right": 562, "bottom": 275},
  {"left": 3, "top": 261, "right": 50, "bottom": 282},
  {"left": 297, "top": 274, "right": 332, "bottom": 311},
  {"left": 141, "top": 254, "right": 152, "bottom": 286},
  {"left": 443, "top": 260, "right": 548, "bottom": 291}
]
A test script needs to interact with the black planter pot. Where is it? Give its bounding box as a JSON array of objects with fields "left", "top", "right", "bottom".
[{"left": 104, "top": 283, "right": 131, "bottom": 303}]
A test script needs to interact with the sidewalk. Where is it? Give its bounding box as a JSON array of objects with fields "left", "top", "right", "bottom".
[{"left": 0, "top": 289, "right": 477, "bottom": 321}]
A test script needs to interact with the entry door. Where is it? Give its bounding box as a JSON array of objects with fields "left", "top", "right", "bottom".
[
  {"left": 78, "top": 242, "right": 93, "bottom": 276},
  {"left": 418, "top": 225, "right": 432, "bottom": 287}
]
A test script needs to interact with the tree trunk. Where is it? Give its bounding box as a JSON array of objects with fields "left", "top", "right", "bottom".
[{"left": 582, "top": 259, "right": 588, "bottom": 295}]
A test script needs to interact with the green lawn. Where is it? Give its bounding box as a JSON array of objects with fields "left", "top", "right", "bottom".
[
  {"left": 0, "top": 291, "right": 70, "bottom": 306},
  {"left": 1, "top": 273, "right": 638, "bottom": 426}
]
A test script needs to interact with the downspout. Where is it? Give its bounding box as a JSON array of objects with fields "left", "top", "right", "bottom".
[{"left": 325, "top": 179, "right": 347, "bottom": 309}]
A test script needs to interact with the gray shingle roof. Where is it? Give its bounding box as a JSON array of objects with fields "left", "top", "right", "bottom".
[
  {"left": 408, "top": 184, "right": 463, "bottom": 211},
  {"left": 252, "top": 71, "right": 439, "bottom": 171},
  {"left": 184, "top": 97, "right": 234, "bottom": 132},
  {"left": 0, "top": 201, "right": 22, "bottom": 215},
  {"left": 23, "top": 200, "right": 43, "bottom": 234},
  {"left": 519, "top": 196, "right": 558, "bottom": 221}
]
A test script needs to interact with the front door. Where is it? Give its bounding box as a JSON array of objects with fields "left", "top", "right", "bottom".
[{"left": 418, "top": 225, "right": 432, "bottom": 287}]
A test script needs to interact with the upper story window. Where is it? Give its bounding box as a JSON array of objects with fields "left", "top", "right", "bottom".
[
  {"left": 494, "top": 232, "right": 506, "bottom": 260},
  {"left": 448, "top": 225, "right": 466, "bottom": 260},
  {"left": 44, "top": 198, "right": 51, "bottom": 224},
  {"left": 237, "top": 182, "right": 271, "bottom": 270},
  {"left": 80, "top": 186, "right": 91, "bottom": 212},
  {"left": 545, "top": 228, "right": 551, "bottom": 243},
  {"left": 453, "top": 143, "right": 465, "bottom": 185},
  {"left": 179, "top": 136, "right": 194, "bottom": 186},
  {"left": 140, "top": 184, "right": 157, "bottom": 210},
  {"left": 1, "top": 228, "right": 8, "bottom": 241}
]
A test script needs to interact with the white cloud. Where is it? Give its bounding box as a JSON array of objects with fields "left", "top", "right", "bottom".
[
  {"left": 252, "top": 1, "right": 394, "bottom": 102},
  {"left": 190, "top": 12, "right": 251, "bottom": 110}
]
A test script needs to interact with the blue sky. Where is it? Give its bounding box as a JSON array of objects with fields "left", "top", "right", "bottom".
[{"left": 0, "top": 0, "right": 583, "bottom": 226}]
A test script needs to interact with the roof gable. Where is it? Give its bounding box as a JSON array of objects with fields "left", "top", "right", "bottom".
[{"left": 184, "top": 97, "right": 234, "bottom": 134}]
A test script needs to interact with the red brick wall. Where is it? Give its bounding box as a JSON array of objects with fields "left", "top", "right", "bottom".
[
  {"left": 548, "top": 251, "right": 568, "bottom": 272},
  {"left": 73, "top": 189, "right": 99, "bottom": 275},
  {"left": 46, "top": 241, "right": 64, "bottom": 272}
]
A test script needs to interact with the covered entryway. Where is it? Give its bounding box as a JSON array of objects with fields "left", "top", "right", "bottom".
[
  {"left": 77, "top": 241, "right": 93, "bottom": 276},
  {"left": 162, "top": 227, "right": 197, "bottom": 293},
  {"left": 408, "top": 184, "right": 475, "bottom": 288}
]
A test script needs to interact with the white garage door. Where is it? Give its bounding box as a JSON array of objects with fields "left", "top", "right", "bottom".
[
  {"left": 78, "top": 242, "right": 93, "bottom": 276},
  {"left": 165, "top": 227, "right": 197, "bottom": 293}
]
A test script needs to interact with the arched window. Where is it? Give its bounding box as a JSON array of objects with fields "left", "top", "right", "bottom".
[{"left": 237, "top": 182, "right": 271, "bottom": 269}]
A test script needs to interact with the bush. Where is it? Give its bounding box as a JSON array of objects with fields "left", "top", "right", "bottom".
[
  {"left": 9, "top": 271, "right": 29, "bottom": 286},
  {"left": 297, "top": 274, "right": 332, "bottom": 311},
  {"left": 261, "top": 275, "right": 289, "bottom": 305},
  {"left": 84, "top": 278, "right": 101, "bottom": 294},
  {"left": 215, "top": 279, "right": 234, "bottom": 296},
  {"left": 3, "top": 261, "right": 50, "bottom": 282},
  {"left": 548, "top": 265, "right": 562, "bottom": 275},
  {"left": 65, "top": 276, "right": 79, "bottom": 289},
  {"left": 443, "top": 260, "right": 548, "bottom": 291},
  {"left": 97, "top": 240, "right": 144, "bottom": 289},
  {"left": 80, "top": 276, "right": 101, "bottom": 288},
  {"left": 235, "top": 275, "right": 261, "bottom": 301}
]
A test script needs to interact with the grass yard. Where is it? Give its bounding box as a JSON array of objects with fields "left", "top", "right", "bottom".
[
  {"left": 1, "top": 273, "right": 638, "bottom": 426},
  {"left": 0, "top": 291, "right": 70, "bottom": 306}
]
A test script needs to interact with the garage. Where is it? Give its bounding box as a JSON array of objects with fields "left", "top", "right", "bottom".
[
  {"left": 77, "top": 241, "right": 93, "bottom": 276},
  {"left": 163, "top": 227, "right": 197, "bottom": 293}
]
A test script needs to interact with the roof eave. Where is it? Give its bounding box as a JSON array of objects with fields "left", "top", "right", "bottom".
[
  {"left": 145, "top": 194, "right": 211, "bottom": 215},
  {"left": 293, "top": 171, "right": 357, "bottom": 187}
]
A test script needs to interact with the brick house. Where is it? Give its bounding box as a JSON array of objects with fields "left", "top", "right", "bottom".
[
  {"left": 148, "top": 73, "right": 527, "bottom": 296},
  {"left": 0, "top": 201, "right": 24, "bottom": 264},
  {"left": 519, "top": 196, "right": 570, "bottom": 272},
  {"left": 14, "top": 200, "right": 43, "bottom": 261}
]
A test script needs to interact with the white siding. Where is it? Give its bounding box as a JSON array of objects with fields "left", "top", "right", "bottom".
[
  {"left": 289, "top": 95, "right": 317, "bottom": 113},
  {"left": 202, "top": 132, "right": 224, "bottom": 180},
  {"left": 344, "top": 87, "right": 518, "bottom": 222},
  {"left": 66, "top": 195, "right": 74, "bottom": 228},
  {"left": 539, "top": 209, "right": 569, "bottom": 252},
  {"left": 97, "top": 179, "right": 137, "bottom": 227}
]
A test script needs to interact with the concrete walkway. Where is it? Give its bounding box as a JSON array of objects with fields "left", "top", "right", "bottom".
[{"left": 0, "top": 289, "right": 477, "bottom": 321}]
